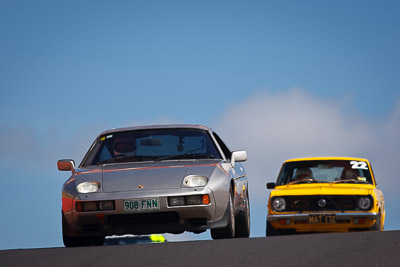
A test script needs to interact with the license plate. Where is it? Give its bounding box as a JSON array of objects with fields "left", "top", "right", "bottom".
[
  {"left": 124, "top": 198, "right": 160, "bottom": 212},
  {"left": 308, "top": 214, "right": 336, "bottom": 224}
]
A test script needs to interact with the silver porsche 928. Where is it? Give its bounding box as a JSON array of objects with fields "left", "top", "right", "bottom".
[{"left": 58, "top": 125, "right": 249, "bottom": 247}]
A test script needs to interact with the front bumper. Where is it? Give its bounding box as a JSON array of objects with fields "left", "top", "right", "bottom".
[
  {"left": 63, "top": 187, "right": 226, "bottom": 237},
  {"left": 268, "top": 212, "right": 378, "bottom": 221},
  {"left": 267, "top": 212, "right": 378, "bottom": 232}
]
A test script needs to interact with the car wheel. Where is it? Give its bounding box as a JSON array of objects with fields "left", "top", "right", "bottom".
[
  {"left": 211, "top": 190, "right": 235, "bottom": 239},
  {"left": 62, "top": 211, "right": 105, "bottom": 247},
  {"left": 370, "top": 210, "right": 382, "bottom": 231},
  {"left": 63, "top": 231, "right": 80, "bottom": 248},
  {"left": 87, "top": 236, "right": 105, "bottom": 246},
  {"left": 266, "top": 221, "right": 296, "bottom": 236},
  {"left": 234, "top": 191, "right": 250, "bottom": 238},
  {"left": 266, "top": 221, "right": 282, "bottom": 236},
  {"left": 63, "top": 234, "right": 104, "bottom": 247},
  {"left": 62, "top": 211, "right": 81, "bottom": 247}
]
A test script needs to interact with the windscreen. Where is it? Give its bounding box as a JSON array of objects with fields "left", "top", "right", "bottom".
[
  {"left": 276, "top": 160, "right": 373, "bottom": 185},
  {"left": 81, "top": 129, "right": 222, "bottom": 166}
]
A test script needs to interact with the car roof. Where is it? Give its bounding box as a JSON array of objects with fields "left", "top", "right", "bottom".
[
  {"left": 99, "top": 124, "right": 211, "bottom": 136},
  {"left": 284, "top": 156, "right": 369, "bottom": 163}
]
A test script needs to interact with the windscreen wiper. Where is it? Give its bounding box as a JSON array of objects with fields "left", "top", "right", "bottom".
[
  {"left": 155, "top": 153, "right": 215, "bottom": 161},
  {"left": 331, "top": 179, "right": 368, "bottom": 184},
  {"left": 288, "top": 179, "right": 329, "bottom": 185}
]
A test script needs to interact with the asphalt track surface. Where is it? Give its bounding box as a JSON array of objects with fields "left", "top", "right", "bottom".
[{"left": 1, "top": 231, "right": 400, "bottom": 267}]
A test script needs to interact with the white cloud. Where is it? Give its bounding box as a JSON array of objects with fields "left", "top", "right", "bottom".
[
  {"left": 215, "top": 88, "right": 373, "bottom": 157},
  {"left": 213, "top": 88, "right": 374, "bottom": 187}
]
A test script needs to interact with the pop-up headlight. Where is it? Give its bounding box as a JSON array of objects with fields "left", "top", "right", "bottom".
[
  {"left": 77, "top": 181, "right": 100, "bottom": 193},
  {"left": 182, "top": 175, "right": 208, "bottom": 187}
]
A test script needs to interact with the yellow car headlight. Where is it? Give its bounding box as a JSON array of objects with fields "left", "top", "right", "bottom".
[
  {"left": 358, "top": 196, "right": 372, "bottom": 210},
  {"left": 272, "top": 197, "right": 286, "bottom": 212}
]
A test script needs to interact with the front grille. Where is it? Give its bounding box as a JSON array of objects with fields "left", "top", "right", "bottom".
[
  {"left": 283, "top": 195, "right": 358, "bottom": 212},
  {"left": 108, "top": 212, "right": 180, "bottom": 226}
]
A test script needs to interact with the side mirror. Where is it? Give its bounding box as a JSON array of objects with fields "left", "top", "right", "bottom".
[
  {"left": 231, "top": 150, "right": 247, "bottom": 166},
  {"left": 266, "top": 182, "right": 276, "bottom": 189},
  {"left": 57, "top": 159, "right": 76, "bottom": 173}
]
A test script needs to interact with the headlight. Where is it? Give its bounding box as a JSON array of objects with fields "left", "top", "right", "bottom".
[
  {"left": 77, "top": 181, "right": 100, "bottom": 193},
  {"left": 182, "top": 175, "right": 208, "bottom": 187},
  {"left": 358, "top": 196, "right": 372, "bottom": 210},
  {"left": 272, "top": 197, "right": 286, "bottom": 212}
]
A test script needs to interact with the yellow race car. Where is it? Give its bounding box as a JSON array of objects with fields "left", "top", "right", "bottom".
[{"left": 266, "top": 157, "right": 385, "bottom": 235}]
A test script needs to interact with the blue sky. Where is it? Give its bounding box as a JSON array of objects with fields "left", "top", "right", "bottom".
[{"left": 1, "top": 0, "right": 399, "bottom": 249}]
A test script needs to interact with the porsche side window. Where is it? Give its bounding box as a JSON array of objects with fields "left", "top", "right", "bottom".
[
  {"left": 99, "top": 146, "right": 112, "bottom": 162},
  {"left": 212, "top": 132, "right": 232, "bottom": 160}
]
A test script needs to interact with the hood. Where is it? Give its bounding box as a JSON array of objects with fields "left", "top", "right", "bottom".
[
  {"left": 101, "top": 160, "right": 219, "bottom": 193},
  {"left": 271, "top": 183, "right": 375, "bottom": 197}
]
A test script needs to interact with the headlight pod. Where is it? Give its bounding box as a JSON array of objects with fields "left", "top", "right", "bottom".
[
  {"left": 358, "top": 196, "right": 372, "bottom": 210},
  {"left": 77, "top": 181, "right": 100, "bottom": 193},
  {"left": 182, "top": 175, "right": 208, "bottom": 187},
  {"left": 272, "top": 197, "right": 286, "bottom": 212}
]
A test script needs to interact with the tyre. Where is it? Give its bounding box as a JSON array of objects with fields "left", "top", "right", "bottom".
[
  {"left": 234, "top": 191, "right": 250, "bottom": 238},
  {"left": 370, "top": 211, "right": 382, "bottom": 231},
  {"left": 211, "top": 190, "right": 235, "bottom": 239},
  {"left": 63, "top": 231, "right": 81, "bottom": 247},
  {"left": 266, "top": 221, "right": 283, "bottom": 236},
  {"left": 266, "top": 221, "right": 296, "bottom": 236},
  {"left": 62, "top": 211, "right": 104, "bottom": 247},
  {"left": 63, "top": 234, "right": 104, "bottom": 247},
  {"left": 62, "top": 212, "right": 82, "bottom": 247}
]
